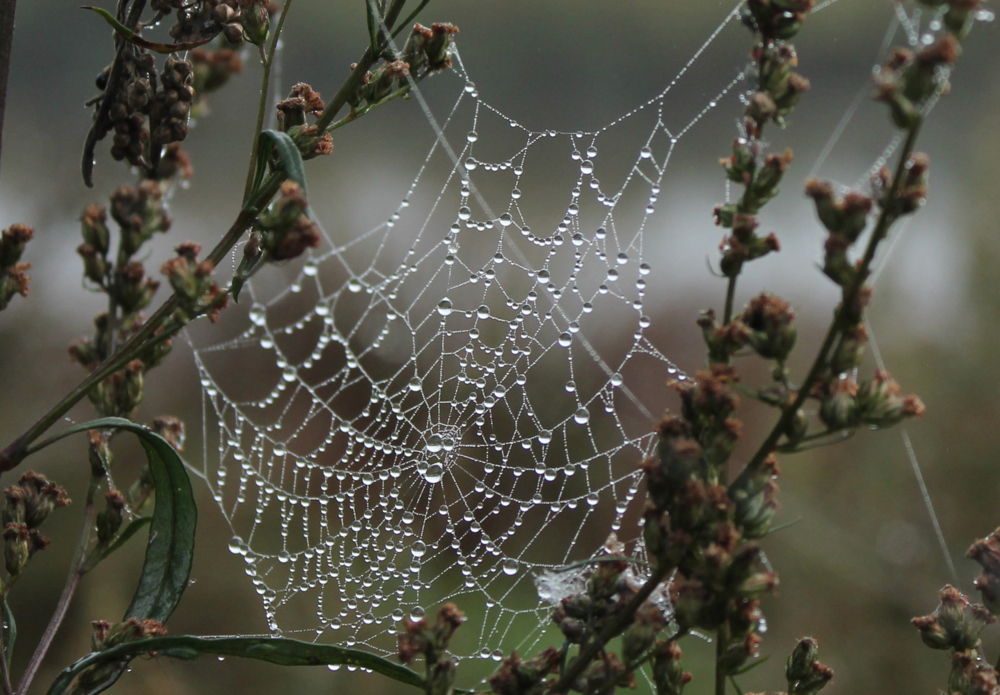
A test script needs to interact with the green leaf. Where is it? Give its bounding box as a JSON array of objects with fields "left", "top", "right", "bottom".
[
  {"left": 24, "top": 417, "right": 196, "bottom": 624},
  {"left": 731, "top": 654, "right": 770, "bottom": 676},
  {"left": 261, "top": 130, "right": 307, "bottom": 197},
  {"left": 46, "top": 636, "right": 424, "bottom": 695},
  {"left": 82, "top": 6, "right": 213, "bottom": 53}
]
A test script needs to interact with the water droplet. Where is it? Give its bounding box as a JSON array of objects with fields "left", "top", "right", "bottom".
[
  {"left": 458, "top": 206, "right": 472, "bottom": 221},
  {"left": 228, "top": 536, "right": 243, "bottom": 554},
  {"left": 574, "top": 407, "right": 590, "bottom": 425},
  {"left": 409, "top": 377, "right": 422, "bottom": 392},
  {"left": 467, "top": 130, "right": 478, "bottom": 143},
  {"left": 282, "top": 366, "right": 296, "bottom": 382},
  {"left": 499, "top": 213, "right": 513, "bottom": 227},
  {"left": 437, "top": 298, "right": 453, "bottom": 316},
  {"left": 249, "top": 304, "right": 266, "bottom": 326},
  {"left": 347, "top": 279, "right": 363, "bottom": 293},
  {"left": 391, "top": 608, "right": 404, "bottom": 622},
  {"left": 586, "top": 493, "right": 599, "bottom": 506},
  {"left": 426, "top": 434, "right": 443, "bottom": 453},
  {"left": 511, "top": 188, "right": 522, "bottom": 200},
  {"left": 639, "top": 262, "right": 651, "bottom": 276},
  {"left": 580, "top": 160, "right": 594, "bottom": 175},
  {"left": 464, "top": 158, "right": 478, "bottom": 171},
  {"left": 558, "top": 333, "right": 572, "bottom": 348},
  {"left": 411, "top": 541, "right": 427, "bottom": 558},
  {"left": 424, "top": 463, "right": 444, "bottom": 484},
  {"left": 502, "top": 558, "right": 518, "bottom": 575},
  {"left": 477, "top": 305, "right": 490, "bottom": 320},
  {"left": 639, "top": 146, "right": 652, "bottom": 159},
  {"left": 361, "top": 472, "right": 375, "bottom": 485},
  {"left": 610, "top": 373, "right": 623, "bottom": 387},
  {"left": 277, "top": 550, "right": 291, "bottom": 564},
  {"left": 538, "top": 430, "right": 553, "bottom": 445},
  {"left": 410, "top": 606, "right": 425, "bottom": 621}
]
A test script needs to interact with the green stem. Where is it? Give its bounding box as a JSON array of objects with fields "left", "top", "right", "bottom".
[
  {"left": 0, "top": 0, "right": 16, "bottom": 186},
  {"left": 715, "top": 622, "right": 729, "bottom": 695},
  {"left": 242, "top": 0, "right": 294, "bottom": 203},
  {"left": 723, "top": 275, "right": 737, "bottom": 325},
  {"left": 15, "top": 473, "right": 100, "bottom": 695},
  {"left": 731, "top": 120, "right": 922, "bottom": 492},
  {"left": 775, "top": 428, "right": 855, "bottom": 454},
  {"left": 326, "top": 82, "right": 416, "bottom": 134},
  {"left": 0, "top": 591, "right": 11, "bottom": 695}
]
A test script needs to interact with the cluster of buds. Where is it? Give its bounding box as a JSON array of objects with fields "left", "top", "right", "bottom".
[
  {"left": 160, "top": 0, "right": 270, "bottom": 49},
  {"left": 190, "top": 47, "right": 243, "bottom": 118},
  {"left": 784, "top": 638, "right": 834, "bottom": 695},
  {"left": 398, "top": 603, "right": 465, "bottom": 695},
  {"left": 815, "top": 370, "right": 925, "bottom": 431},
  {"left": 109, "top": 181, "right": 172, "bottom": 257},
  {"left": 276, "top": 83, "right": 334, "bottom": 161},
  {"left": 738, "top": 292, "right": 797, "bottom": 363},
  {"left": 99, "top": 50, "right": 156, "bottom": 166},
  {"left": 90, "top": 359, "right": 147, "bottom": 417},
  {"left": 348, "top": 23, "right": 459, "bottom": 111},
  {"left": 149, "top": 55, "right": 195, "bottom": 147},
  {"left": 913, "top": 583, "right": 1000, "bottom": 695},
  {"left": 743, "top": 0, "right": 815, "bottom": 40},
  {"left": 488, "top": 649, "right": 561, "bottom": 695},
  {"left": 915, "top": 0, "right": 987, "bottom": 37},
  {"left": 873, "top": 152, "right": 930, "bottom": 219},
  {"left": 875, "top": 34, "right": 962, "bottom": 129},
  {"left": 2, "top": 473, "right": 70, "bottom": 578},
  {"left": 804, "top": 179, "right": 874, "bottom": 287},
  {"left": 651, "top": 641, "right": 692, "bottom": 695},
  {"left": 969, "top": 528, "right": 1000, "bottom": 615},
  {"left": 0, "top": 223, "right": 33, "bottom": 311},
  {"left": 161, "top": 242, "right": 229, "bottom": 323},
  {"left": 96, "top": 490, "right": 126, "bottom": 545},
  {"left": 714, "top": 11, "right": 810, "bottom": 281},
  {"left": 242, "top": 180, "right": 320, "bottom": 271},
  {"left": 78, "top": 618, "right": 167, "bottom": 690}
]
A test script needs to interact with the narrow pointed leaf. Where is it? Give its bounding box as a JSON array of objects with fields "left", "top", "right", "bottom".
[
  {"left": 47, "top": 636, "right": 424, "bottom": 695},
  {"left": 83, "top": 6, "right": 213, "bottom": 53},
  {"left": 259, "top": 129, "right": 307, "bottom": 198},
  {"left": 24, "top": 417, "right": 196, "bottom": 623}
]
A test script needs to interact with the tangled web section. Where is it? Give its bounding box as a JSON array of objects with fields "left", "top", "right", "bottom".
[{"left": 186, "top": 0, "right": 956, "bottom": 676}]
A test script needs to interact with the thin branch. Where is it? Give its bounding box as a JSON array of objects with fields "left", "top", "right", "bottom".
[
  {"left": 15, "top": 473, "right": 101, "bottom": 695},
  {"left": 242, "top": 0, "right": 294, "bottom": 202},
  {"left": 0, "top": 0, "right": 16, "bottom": 184}
]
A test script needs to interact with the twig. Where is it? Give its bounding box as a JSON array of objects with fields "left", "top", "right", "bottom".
[
  {"left": 15, "top": 473, "right": 100, "bottom": 695},
  {"left": 0, "top": 0, "right": 16, "bottom": 184},
  {"left": 715, "top": 622, "right": 729, "bottom": 695}
]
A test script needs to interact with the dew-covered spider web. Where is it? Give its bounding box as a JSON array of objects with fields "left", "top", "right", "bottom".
[{"left": 186, "top": 0, "right": 990, "bottom": 675}]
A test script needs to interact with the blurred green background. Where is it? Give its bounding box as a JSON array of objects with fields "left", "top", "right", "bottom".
[{"left": 1, "top": 0, "right": 999, "bottom": 693}]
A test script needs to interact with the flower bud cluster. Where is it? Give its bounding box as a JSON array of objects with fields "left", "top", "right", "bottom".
[
  {"left": 488, "top": 649, "right": 562, "bottom": 695},
  {"left": 0, "top": 223, "right": 33, "bottom": 311},
  {"left": 743, "top": 0, "right": 815, "bottom": 40},
  {"left": 785, "top": 638, "right": 834, "bottom": 695},
  {"left": 254, "top": 181, "right": 321, "bottom": 261},
  {"left": 161, "top": 242, "right": 229, "bottom": 324},
  {"left": 149, "top": 55, "right": 195, "bottom": 147},
  {"left": 161, "top": 0, "right": 247, "bottom": 47},
  {"left": 651, "top": 641, "right": 693, "bottom": 695},
  {"left": 276, "top": 83, "right": 335, "bottom": 160},
  {"left": 714, "top": 12, "right": 810, "bottom": 281},
  {"left": 79, "top": 618, "right": 168, "bottom": 690},
  {"left": 815, "top": 370, "right": 925, "bottom": 431},
  {"left": 2, "top": 472, "right": 70, "bottom": 579},
  {"left": 398, "top": 604, "right": 465, "bottom": 695},
  {"left": 915, "top": 0, "right": 986, "bottom": 38},
  {"left": 190, "top": 48, "right": 243, "bottom": 118},
  {"left": 875, "top": 35, "right": 962, "bottom": 129},
  {"left": 970, "top": 528, "right": 1000, "bottom": 615},
  {"left": 350, "top": 23, "right": 459, "bottom": 111},
  {"left": 913, "top": 585, "right": 995, "bottom": 653}
]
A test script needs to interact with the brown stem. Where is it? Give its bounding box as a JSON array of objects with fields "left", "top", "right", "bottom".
[
  {"left": 0, "top": 0, "right": 16, "bottom": 184},
  {"left": 15, "top": 473, "right": 100, "bottom": 695},
  {"left": 731, "top": 121, "right": 922, "bottom": 491}
]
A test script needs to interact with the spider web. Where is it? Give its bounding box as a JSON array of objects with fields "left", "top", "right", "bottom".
[{"left": 185, "top": 0, "right": 985, "bottom": 676}]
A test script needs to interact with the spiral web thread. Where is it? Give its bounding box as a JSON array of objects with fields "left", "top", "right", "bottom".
[{"left": 187, "top": 0, "right": 979, "bottom": 675}]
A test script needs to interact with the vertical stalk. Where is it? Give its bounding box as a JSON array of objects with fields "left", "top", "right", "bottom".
[
  {"left": 15, "top": 473, "right": 100, "bottom": 695},
  {"left": 0, "top": 0, "right": 16, "bottom": 184}
]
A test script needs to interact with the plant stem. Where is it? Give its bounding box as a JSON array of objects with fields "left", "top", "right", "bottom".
[
  {"left": 0, "top": 593, "right": 11, "bottom": 695},
  {"left": 715, "top": 622, "right": 729, "bottom": 695},
  {"left": 549, "top": 565, "right": 671, "bottom": 694},
  {"left": 730, "top": 120, "right": 922, "bottom": 492},
  {"left": 15, "top": 473, "right": 100, "bottom": 695},
  {"left": 0, "top": 0, "right": 16, "bottom": 184},
  {"left": 723, "top": 276, "right": 737, "bottom": 325},
  {"left": 242, "top": 0, "right": 294, "bottom": 203}
]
